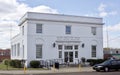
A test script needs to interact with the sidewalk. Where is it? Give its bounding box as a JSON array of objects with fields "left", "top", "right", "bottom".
[{"left": 0, "top": 67, "right": 94, "bottom": 75}]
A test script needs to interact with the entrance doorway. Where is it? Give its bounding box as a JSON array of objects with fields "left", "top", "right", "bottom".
[{"left": 64, "top": 52, "right": 73, "bottom": 63}]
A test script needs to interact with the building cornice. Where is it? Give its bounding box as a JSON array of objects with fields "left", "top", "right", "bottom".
[
  {"left": 18, "top": 18, "right": 104, "bottom": 26},
  {"left": 29, "top": 12, "right": 103, "bottom": 19}
]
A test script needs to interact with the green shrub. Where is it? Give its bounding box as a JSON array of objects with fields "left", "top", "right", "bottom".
[
  {"left": 9, "top": 60, "right": 15, "bottom": 67},
  {"left": 3, "top": 59, "right": 10, "bottom": 65},
  {"left": 30, "top": 60, "right": 40, "bottom": 68},
  {"left": 87, "top": 59, "right": 106, "bottom": 66},
  {"left": 9, "top": 60, "right": 22, "bottom": 68}
]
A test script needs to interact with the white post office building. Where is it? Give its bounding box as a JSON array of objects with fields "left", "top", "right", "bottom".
[{"left": 11, "top": 12, "right": 103, "bottom": 67}]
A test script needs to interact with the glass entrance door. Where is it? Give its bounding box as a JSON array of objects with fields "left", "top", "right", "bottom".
[
  {"left": 69, "top": 52, "right": 73, "bottom": 62},
  {"left": 64, "top": 52, "right": 73, "bottom": 63}
]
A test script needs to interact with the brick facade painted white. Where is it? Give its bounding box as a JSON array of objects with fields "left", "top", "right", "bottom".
[{"left": 11, "top": 12, "right": 103, "bottom": 67}]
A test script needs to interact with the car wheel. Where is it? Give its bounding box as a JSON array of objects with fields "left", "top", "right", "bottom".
[
  {"left": 104, "top": 67, "right": 109, "bottom": 72},
  {"left": 115, "top": 69, "right": 119, "bottom": 71}
]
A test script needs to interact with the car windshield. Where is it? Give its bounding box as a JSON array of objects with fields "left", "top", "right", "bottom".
[{"left": 100, "top": 60, "right": 111, "bottom": 65}]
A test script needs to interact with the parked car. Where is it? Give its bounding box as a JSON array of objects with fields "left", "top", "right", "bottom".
[{"left": 93, "top": 59, "right": 120, "bottom": 72}]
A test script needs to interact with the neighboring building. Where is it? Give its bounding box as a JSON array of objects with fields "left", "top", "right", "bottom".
[
  {"left": 0, "top": 49, "right": 10, "bottom": 62},
  {"left": 104, "top": 48, "right": 120, "bottom": 59},
  {"left": 11, "top": 12, "right": 103, "bottom": 67}
]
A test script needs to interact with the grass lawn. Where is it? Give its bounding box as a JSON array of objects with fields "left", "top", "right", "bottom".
[
  {"left": 0, "top": 62, "right": 24, "bottom": 70},
  {"left": 0, "top": 63, "right": 48, "bottom": 70}
]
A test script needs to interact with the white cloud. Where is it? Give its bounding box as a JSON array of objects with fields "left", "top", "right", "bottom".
[
  {"left": 31, "top": 5, "right": 58, "bottom": 14},
  {"left": 103, "top": 22, "right": 120, "bottom": 48},
  {"left": 85, "top": 3, "right": 119, "bottom": 48},
  {"left": 84, "top": 13, "right": 98, "bottom": 17},
  {"left": 0, "top": 0, "right": 59, "bottom": 48},
  {"left": 107, "top": 23, "right": 120, "bottom": 32},
  {"left": 0, "top": 20, "right": 19, "bottom": 48},
  {"left": 0, "top": 0, "right": 18, "bottom": 13},
  {"left": 0, "top": 20, "right": 18, "bottom": 32},
  {"left": 85, "top": 3, "right": 117, "bottom": 18},
  {"left": 98, "top": 3, "right": 107, "bottom": 17},
  {"left": 98, "top": 3, "right": 106, "bottom": 12},
  {"left": 98, "top": 3, "right": 117, "bottom": 17},
  {"left": 99, "top": 11, "right": 108, "bottom": 17}
]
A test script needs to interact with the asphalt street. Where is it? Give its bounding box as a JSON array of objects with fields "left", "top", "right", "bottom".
[
  {"left": 31, "top": 72, "right": 120, "bottom": 75},
  {"left": 0, "top": 72, "right": 120, "bottom": 75},
  {"left": 51, "top": 72, "right": 120, "bottom": 75}
]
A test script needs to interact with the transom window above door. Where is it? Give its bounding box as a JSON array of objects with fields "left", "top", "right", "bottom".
[
  {"left": 74, "top": 45, "right": 78, "bottom": 50},
  {"left": 64, "top": 45, "right": 73, "bottom": 50},
  {"left": 58, "top": 45, "right": 79, "bottom": 50}
]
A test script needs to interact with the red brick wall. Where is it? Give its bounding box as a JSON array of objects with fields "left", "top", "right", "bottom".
[
  {"left": 0, "top": 49, "right": 10, "bottom": 62},
  {"left": 104, "top": 54, "right": 112, "bottom": 59}
]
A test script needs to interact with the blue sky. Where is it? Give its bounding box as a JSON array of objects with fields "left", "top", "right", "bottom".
[
  {"left": 0, "top": 0, "right": 120, "bottom": 48},
  {"left": 19, "top": 0, "right": 120, "bottom": 25}
]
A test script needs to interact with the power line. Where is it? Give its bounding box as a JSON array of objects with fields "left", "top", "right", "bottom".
[{"left": 109, "top": 36, "right": 120, "bottom": 41}]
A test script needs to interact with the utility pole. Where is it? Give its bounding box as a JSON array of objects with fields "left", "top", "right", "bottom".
[
  {"left": 10, "top": 24, "right": 12, "bottom": 58},
  {"left": 106, "top": 24, "right": 113, "bottom": 56},
  {"left": 10, "top": 24, "right": 12, "bottom": 43},
  {"left": 106, "top": 25, "right": 109, "bottom": 51}
]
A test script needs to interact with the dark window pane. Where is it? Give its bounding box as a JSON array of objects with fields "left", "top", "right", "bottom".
[
  {"left": 36, "top": 44, "right": 42, "bottom": 58},
  {"left": 36, "top": 24, "right": 42, "bottom": 33},
  {"left": 75, "top": 51, "right": 78, "bottom": 58},
  {"left": 58, "top": 45, "right": 62, "bottom": 50},
  {"left": 91, "top": 27, "right": 96, "bottom": 35},
  {"left": 74, "top": 45, "right": 78, "bottom": 50},
  {"left": 59, "top": 51, "right": 62, "bottom": 58},
  {"left": 92, "top": 45, "right": 96, "bottom": 57},
  {"left": 66, "top": 26, "right": 71, "bottom": 34}
]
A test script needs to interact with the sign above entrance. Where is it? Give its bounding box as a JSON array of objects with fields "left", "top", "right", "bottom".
[{"left": 56, "top": 36, "right": 81, "bottom": 43}]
